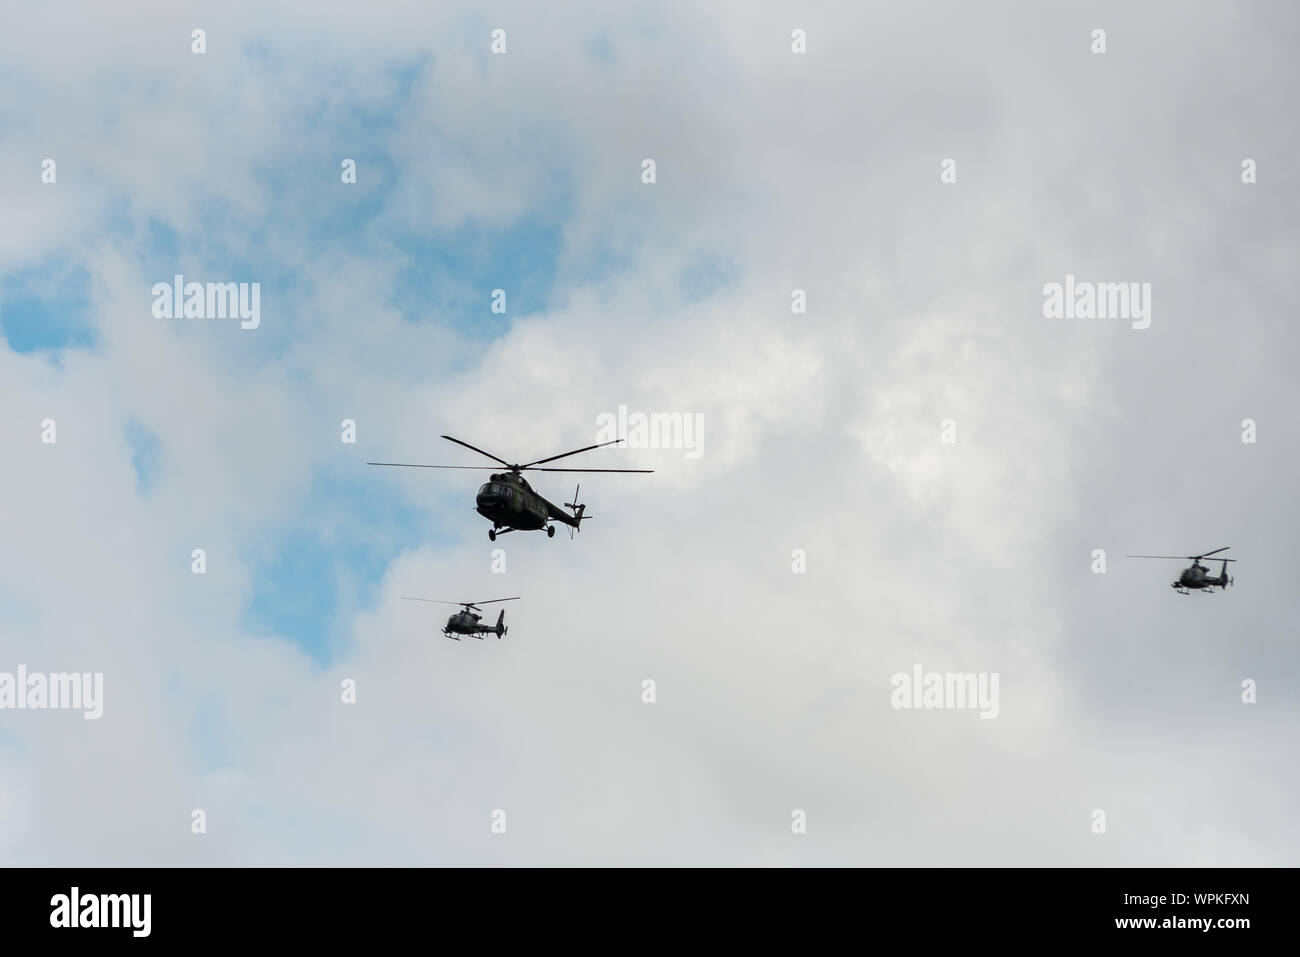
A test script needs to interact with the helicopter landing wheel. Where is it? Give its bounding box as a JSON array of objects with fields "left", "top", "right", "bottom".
[
  {"left": 546, "top": 525, "right": 555, "bottom": 538},
  {"left": 489, "top": 529, "right": 497, "bottom": 541}
]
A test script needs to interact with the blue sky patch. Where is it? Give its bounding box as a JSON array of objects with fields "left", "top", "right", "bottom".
[
  {"left": 125, "top": 418, "right": 163, "bottom": 496},
  {"left": 388, "top": 201, "right": 569, "bottom": 341},
  {"left": 0, "top": 262, "right": 96, "bottom": 354},
  {"left": 678, "top": 254, "right": 741, "bottom": 304},
  {"left": 242, "top": 461, "right": 443, "bottom": 666}
]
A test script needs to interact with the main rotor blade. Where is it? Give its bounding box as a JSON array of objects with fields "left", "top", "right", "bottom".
[
  {"left": 1126, "top": 552, "right": 1236, "bottom": 561},
  {"left": 519, "top": 439, "right": 623, "bottom": 469},
  {"left": 441, "top": 435, "right": 513, "bottom": 468},
  {"left": 369, "top": 463, "right": 499, "bottom": 470},
  {"left": 528, "top": 467, "right": 655, "bottom": 473},
  {"left": 402, "top": 596, "right": 521, "bottom": 605}
]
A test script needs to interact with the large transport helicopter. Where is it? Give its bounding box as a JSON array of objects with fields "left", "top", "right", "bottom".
[
  {"left": 1126, "top": 547, "right": 1237, "bottom": 595},
  {"left": 370, "top": 435, "right": 652, "bottom": 541},
  {"left": 402, "top": 596, "right": 520, "bottom": 640}
]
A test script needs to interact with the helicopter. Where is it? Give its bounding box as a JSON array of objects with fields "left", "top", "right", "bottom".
[
  {"left": 370, "top": 435, "right": 652, "bottom": 541},
  {"left": 1126, "top": 547, "right": 1237, "bottom": 595},
  {"left": 401, "top": 595, "right": 520, "bottom": 640}
]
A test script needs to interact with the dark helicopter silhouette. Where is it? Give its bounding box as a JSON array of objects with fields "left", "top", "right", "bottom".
[
  {"left": 370, "top": 435, "right": 652, "bottom": 541},
  {"left": 402, "top": 596, "right": 520, "bottom": 640},
  {"left": 1126, "top": 547, "right": 1237, "bottom": 595}
]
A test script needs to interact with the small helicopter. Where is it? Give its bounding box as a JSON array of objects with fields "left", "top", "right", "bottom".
[
  {"left": 1126, "top": 547, "right": 1237, "bottom": 595},
  {"left": 401, "top": 595, "right": 520, "bottom": 640},
  {"left": 370, "top": 435, "right": 652, "bottom": 541}
]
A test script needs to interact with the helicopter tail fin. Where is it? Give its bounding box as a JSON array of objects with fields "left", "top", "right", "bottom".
[
  {"left": 495, "top": 609, "right": 507, "bottom": 638},
  {"left": 564, "top": 484, "right": 587, "bottom": 538}
]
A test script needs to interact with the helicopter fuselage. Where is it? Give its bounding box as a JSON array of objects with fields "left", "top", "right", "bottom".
[
  {"left": 443, "top": 609, "right": 505, "bottom": 640},
  {"left": 476, "top": 473, "right": 579, "bottom": 537},
  {"left": 1173, "top": 562, "right": 1230, "bottom": 592}
]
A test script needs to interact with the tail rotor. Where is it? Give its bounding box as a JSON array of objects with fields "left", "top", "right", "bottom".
[{"left": 563, "top": 484, "right": 587, "bottom": 539}]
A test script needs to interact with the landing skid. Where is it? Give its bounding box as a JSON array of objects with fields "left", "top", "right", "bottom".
[{"left": 488, "top": 525, "right": 556, "bottom": 540}]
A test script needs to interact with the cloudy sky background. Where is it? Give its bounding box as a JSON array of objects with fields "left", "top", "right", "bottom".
[{"left": 1, "top": 0, "right": 1297, "bottom": 865}]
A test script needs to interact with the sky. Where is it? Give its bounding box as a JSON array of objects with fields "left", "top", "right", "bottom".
[{"left": 1, "top": 0, "right": 1297, "bottom": 866}]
